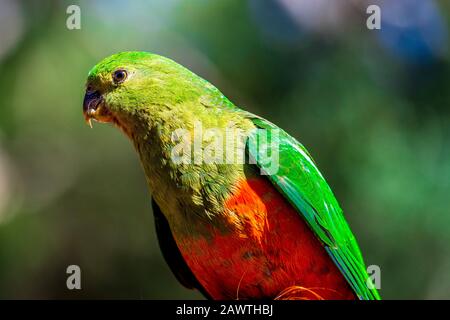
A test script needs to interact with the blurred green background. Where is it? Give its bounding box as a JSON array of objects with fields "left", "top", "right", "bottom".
[{"left": 0, "top": 0, "right": 449, "bottom": 299}]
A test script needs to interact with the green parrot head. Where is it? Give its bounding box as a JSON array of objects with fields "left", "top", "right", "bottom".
[{"left": 83, "top": 51, "right": 210, "bottom": 134}]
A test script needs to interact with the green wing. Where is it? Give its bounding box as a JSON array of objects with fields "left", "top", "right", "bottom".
[{"left": 244, "top": 113, "right": 380, "bottom": 300}]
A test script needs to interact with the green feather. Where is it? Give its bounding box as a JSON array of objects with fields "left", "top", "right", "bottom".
[{"left": 243, "top": 113, "right": 381, "bottom": 300}]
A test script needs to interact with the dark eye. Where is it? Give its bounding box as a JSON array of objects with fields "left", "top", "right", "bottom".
[{"left": 112, "top": 69, "right": 127, "bottom": 84}]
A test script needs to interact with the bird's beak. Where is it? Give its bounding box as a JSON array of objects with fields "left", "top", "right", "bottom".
[{"left": 83, "top": 90, "right": 113, "bottom": 127}]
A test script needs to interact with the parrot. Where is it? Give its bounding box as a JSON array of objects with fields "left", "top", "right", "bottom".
[{"left": 82, "top": 51, "right": 380, "bottom": 300}]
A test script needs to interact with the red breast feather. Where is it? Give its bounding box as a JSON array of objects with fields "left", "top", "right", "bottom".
[{"left": 176, "top": 177, "right": 356, "bottom": 300}]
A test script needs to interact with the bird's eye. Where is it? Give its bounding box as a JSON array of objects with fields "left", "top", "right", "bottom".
[{"left": 112, "top": 69, "right": 127, "bottom": 84}]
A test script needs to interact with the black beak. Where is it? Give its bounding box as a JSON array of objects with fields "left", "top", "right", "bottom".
[
  {"left": 82, "top": 89, "right": 114, "bottom": 127},
  {"left": 83, "top": 90, "right": 102, "bottom": 114}
]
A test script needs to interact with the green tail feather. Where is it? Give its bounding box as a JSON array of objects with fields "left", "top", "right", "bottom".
[{"left": 244, "top": 112, "right": 381, "bottom": 300}]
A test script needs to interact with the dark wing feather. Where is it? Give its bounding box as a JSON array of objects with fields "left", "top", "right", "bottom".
[{"left": 152, "top": 198, "right": 211, "bottom": 299}]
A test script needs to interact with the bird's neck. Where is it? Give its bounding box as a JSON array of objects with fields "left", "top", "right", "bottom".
[{"left": 123, "top": 105, "right": 256, "bottom": 235}]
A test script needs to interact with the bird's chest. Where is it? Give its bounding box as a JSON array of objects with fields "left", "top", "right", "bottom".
[
  {"left": 175, "top": 224, "right": 273, "bottom": 299},
  {"left": 147, "top": 162, "right": 246, "bottom": 235},
  {"left": 170, "top": 177, "right": 355, "bottom": 299}
]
